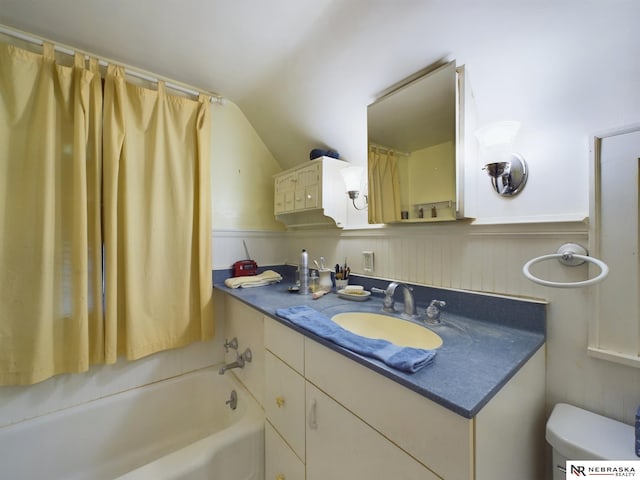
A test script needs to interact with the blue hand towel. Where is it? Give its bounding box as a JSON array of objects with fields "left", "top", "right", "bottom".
[{"left": 276, "top": 305, "right": 436, "bottom": 373}]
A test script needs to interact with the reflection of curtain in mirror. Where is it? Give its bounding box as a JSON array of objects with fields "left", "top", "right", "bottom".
[
  {"left": 368, "top": 146, "right": 401, "bottom": 223},
  {"left": 0, "top": 43, "right": 103, "bottom": 385},
  {"left": 103, "top": 66, "right": 214, "bottom": 363}
]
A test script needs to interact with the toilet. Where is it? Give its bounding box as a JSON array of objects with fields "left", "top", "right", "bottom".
[{"left": 546, "top": 403, "right": 637, "bottom": 479}]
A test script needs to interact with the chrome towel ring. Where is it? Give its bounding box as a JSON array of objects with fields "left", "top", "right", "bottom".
[{"left": 522, "top": 243, "right": 609, "bottom": 288}]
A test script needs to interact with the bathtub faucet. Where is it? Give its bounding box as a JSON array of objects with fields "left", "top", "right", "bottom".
[{"left": 219, "top": 348, "right": 253, "bottom": 375}]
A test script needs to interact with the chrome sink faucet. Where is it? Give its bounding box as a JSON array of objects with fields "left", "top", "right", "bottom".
[{"left": 372, "top": 282, "right": 417, "bottom": 318}]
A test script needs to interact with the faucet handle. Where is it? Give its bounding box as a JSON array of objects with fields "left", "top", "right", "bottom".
[
  {"left": 425, "top": 300, "right": 446, "bottom": 324},
  {"left": 429, "top": 300, "right": 446, "bottom": 309},
  {"left": 371, "top": 285, "right": 398, "bottom": 312},
  {"left": 224, "top": 337, "right": 238, "bottom": 352},
  {"left": 240, "top": 348, "right": 253, "bottom": 363}
]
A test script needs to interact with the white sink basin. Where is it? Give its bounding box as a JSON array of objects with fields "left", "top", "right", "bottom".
[{"left": 331, "top": 312, "right": 443, "bottom": 350}]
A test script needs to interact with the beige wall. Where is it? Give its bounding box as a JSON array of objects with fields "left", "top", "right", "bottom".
[{"left": 210, "top": 100, "right": 285, "bottom": 231}]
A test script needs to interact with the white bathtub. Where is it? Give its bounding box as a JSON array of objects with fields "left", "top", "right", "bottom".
[{"left": 0, "top": 367, "right": 264, "bottom": 480}]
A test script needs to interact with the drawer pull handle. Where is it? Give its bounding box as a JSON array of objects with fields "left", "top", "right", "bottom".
[
  {"left": 275, "top": 396, "right": 285, "bottom": 408},
  {"left": 308, "top": 399, "right": 318, "bottom": 430},
  {"left": 276, "top": 474, "right": 286, "bottom": 480}
]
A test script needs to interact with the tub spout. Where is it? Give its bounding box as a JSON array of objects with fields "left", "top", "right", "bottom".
[{"left": 219, "top": 348, "right": 252, "bottom": 374}]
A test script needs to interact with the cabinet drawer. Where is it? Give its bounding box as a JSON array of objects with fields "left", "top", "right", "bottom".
[
  {"left": 266, "top": 421, "right": 305, "bottom": 480},
  {"left": 304, "top": 185, "right": 319, "bottom": 209},
  {"left": 294, "top": 189, "right": 306, "bottom": 210},
  {"left": 305, "top": 338, "right": 473, "bottom": 480},
  {"left": 265, "top": 317, "right": 304, "bottom": 374},
  {"left": 274, "top": 192, "right": 286, "bottom": 214},
  {"left": 265, "top": 351, "right": 306, "bottom": 459},
  {"left": 283, "top": 191, "right": 295, "bottom": 212}
]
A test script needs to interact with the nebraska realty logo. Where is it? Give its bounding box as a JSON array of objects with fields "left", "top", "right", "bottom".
[{"left": 568, "top": 461, "right": 640, "bottom": 478}]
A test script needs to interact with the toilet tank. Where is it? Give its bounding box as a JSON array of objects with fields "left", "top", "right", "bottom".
[{"left": 546, "top": 403, "right": 637, "bottom": 480}]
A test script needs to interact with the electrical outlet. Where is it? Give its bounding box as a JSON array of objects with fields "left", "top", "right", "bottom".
[{"left": 362, "top": 251, "right": 374, "bottom": 273}]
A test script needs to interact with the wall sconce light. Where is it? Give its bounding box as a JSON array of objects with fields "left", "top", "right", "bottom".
[
  {"left": 474, "top": 121, "right": 528, "bottom": 197},
  {"left": 340, "top": 165, "right": 368, "bottom": 210}
]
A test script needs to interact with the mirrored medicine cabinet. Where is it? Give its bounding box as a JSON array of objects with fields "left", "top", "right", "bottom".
[{"left": 367, "top": 60, "right": 476, "bottom": 224}]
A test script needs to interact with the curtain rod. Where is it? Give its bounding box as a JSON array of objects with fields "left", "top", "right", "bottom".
[
  {"left": 0, "top": 24, "right": 224, "bottom": 105},
  {"left": 369, "top": 143, "right": 410, "bottom": 157}
]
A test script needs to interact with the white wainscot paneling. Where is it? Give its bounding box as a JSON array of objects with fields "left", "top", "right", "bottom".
[{"left": 212, "top": 229, "right": 288, "bottom": 270}]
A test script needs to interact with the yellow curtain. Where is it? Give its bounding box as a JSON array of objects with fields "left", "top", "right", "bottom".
[
  {"left": 367, "top": 146, "right": 401, "bottom": 223},
  {"left": 103, "top": 65, "right": 214, "bottom": 363},
  {"left": 0, "top": 43, "right": 103, "bottom": 385}
]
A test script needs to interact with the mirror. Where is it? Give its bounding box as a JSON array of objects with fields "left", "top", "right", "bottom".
[{"left": 367, "top": 60, "right": 460, "bottom": 223}]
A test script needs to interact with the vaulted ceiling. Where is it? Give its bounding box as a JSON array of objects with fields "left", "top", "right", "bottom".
[{"left": 1, "top": 0, "right": 639, "bottom": 171}]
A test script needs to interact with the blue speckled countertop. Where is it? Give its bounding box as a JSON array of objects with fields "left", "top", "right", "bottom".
[{"left": 215, "top": 267, "right": 546, "bottom": 419}]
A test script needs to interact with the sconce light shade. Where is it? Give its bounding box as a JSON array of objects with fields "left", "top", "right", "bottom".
[
  {"left": 340, "top": 165, "right": 368, "bottom": 210},
  {"left": 341, "top": 165, "right": 364, "bottom": 193},
  {"left": 474, "top": 121, "right": 520, "bottom": 149}
]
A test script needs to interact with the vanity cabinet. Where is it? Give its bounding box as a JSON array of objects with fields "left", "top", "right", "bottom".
[
  {"left": 261, "top": 311, "right": 545, "bottom": 480},
  {"left": 264, "top": 316, "right": 438, "bottom": 480},
  {"left": 273, "top": 156, "right": 348, "bottom": 228}
]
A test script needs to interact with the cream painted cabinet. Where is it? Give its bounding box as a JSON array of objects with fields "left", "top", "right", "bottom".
[
  {"left": 264, "top": 318, "right": 306, "bottom": 480},
  {"left": 304, "top": 337, "right": 546, "bottom": 480},
  {"left": 261, "top": 313, "right": 545, "bottom": 480},
  {"left": 265, "top": 422, "right": 305, "bottom": 480},
  {"left": 265, "top": 351, "right": 305, "bottom": 460},
  {"left": 264, "top": 316, "right": 438, "bottom": 480},
  {"left": 305, "top": 382, "right": 439, "bottom": 480},
  {"left": 273, "top": 156, "right": 348, "bottom": 228}
]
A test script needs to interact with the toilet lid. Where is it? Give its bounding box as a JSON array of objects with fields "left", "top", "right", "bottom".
[{"left": 545, "top": 403, "right": 637, "bottom": 460}]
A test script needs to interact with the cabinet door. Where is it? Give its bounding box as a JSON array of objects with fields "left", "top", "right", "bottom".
[
  {"left": 266, "top": 422, "right": 305, "bottom": 480},
  {"left": 274, "top": 173, "right": 295, "bottom": 214},
  {"left": 305, "top": 338, "right": 473, "bottom": 479},
  {"left": 305, "top": 382, "right": 438, "bottom": 480}
]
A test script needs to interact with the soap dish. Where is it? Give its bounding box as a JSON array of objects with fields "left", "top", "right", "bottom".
[{"left": 337, "top": 289, "right": 371, "bottom": 301}]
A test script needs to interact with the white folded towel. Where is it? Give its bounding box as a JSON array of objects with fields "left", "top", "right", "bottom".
[{"left": 224, "top": 270, "right": 283, "bottom": 289}]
